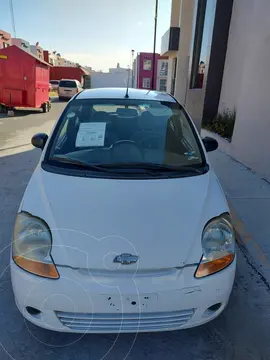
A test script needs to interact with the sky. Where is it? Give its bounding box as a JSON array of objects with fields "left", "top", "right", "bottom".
[{"left": 1, "top": 0, "right": 172, "bottom": 71}]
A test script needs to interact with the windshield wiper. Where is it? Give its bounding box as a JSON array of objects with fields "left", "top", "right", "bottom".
[
  {"left": 49, "top": 157, "right": 207, "bottom": 176},
  {"left": 102, "top": 162, "right": 207, "bottom": 174},
  {"left": 50, "top": 157, "right": 168, "bottom": 176},
  {"left": 49, "top": 156, "right": 113, "bottom": 172}
]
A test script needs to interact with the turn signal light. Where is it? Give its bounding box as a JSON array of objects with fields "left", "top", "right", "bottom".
[
  {"left": 13, "top": 256, "right": 59, "bottom": 279},
  {"left": 195, "top": 254, "right": 234, "bottom": 278}
]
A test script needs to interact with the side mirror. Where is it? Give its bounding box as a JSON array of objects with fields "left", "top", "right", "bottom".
[
  {"left": 31, "top": 133, "right": 48, "bottom": 150},
  {"left": 202, "top": 137, "right": 218, "bottom": 152}
]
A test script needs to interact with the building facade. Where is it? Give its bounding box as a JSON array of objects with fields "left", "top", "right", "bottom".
[
  {"left": 109, "top": 63, "right": 127, "bottom": 73},
  {"left": 30, "top": 43, "right": 44, "bottom": 60},
  {"left": 11, "top": 38, "right": 30, "bottom": 52},
  {"left": 44, "top": 50, "right": 77, "bottom": 68},
  {"left": 160, "top": 0, "right": 180, "bottom": 95},
  {"left": 58, "top": 57, "right": 75, "bottom": 67},
  {"left": 166, "top": 0, "right": 270, "bottom": 181},
  {"left": 134, "top": 53, "right": 169, "bottom": 91},
  {"left": 135, "top": 52, "right": 159, "bottom": 90},
  {"left": 46, "top": 51, "right": 62, "bottom": 66},
  {"left": 91, "top": 64, "right": 130, "bottom": 88},
  {"left": 156, "top": 56, "right": 169, "bottom": 92},
  {"left": 0, "top": 30, "right": 11, "bottom": 49}
]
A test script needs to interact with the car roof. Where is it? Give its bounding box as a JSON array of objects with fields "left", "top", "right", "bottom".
[
  {"left": 59, "top": 79, "right": 78, "bottom": 82},
  {"left": 76, "top": 88, "right": 176, "bottom": 103}
]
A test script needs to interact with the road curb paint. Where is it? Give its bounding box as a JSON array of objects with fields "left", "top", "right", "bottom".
[{"left": 229, "top": 202, "right": 270, "bottom": 270}]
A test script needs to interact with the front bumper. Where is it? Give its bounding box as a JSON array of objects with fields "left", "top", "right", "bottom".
[{"left": 11, "top": 259, "right": 236, "bottom": 333}]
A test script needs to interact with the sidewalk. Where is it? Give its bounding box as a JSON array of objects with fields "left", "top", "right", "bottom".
[{"left": 204, "top": 131, "right": 270, "bottom": 284}]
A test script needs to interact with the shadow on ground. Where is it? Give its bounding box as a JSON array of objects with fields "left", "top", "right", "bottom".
[
  {"left": 0, "top": 148, "right": 269, "bottom": 360},
  {"left": 0, "top": 97, "right": 62, "bottom": 119}
]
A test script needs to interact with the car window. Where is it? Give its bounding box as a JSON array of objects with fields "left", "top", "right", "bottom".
[
  {"left": 46, "top": 98, "right": 204, "bottom": 174},
  {"left": 50, "top": 80, "right": 59, "bottom": 85},
  {"left": 59, "top": 80, "right": 77, "bottom": 88}
]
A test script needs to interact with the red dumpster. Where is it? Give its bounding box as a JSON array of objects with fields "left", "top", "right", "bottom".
[{"left": 0, "top": 45, "right": 51, "bottom": 113}]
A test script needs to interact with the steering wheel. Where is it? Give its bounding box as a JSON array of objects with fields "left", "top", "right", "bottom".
[
  {"left": 130, "top": 131, "right": 165, "bottom": 149},
  {"left": 111, "top": 140, "right": 144, "bottom": 162}
]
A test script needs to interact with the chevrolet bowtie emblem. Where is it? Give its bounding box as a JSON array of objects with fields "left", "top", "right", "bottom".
[{"left": 113, "top": 253, "right": 139, "bottom": 265}]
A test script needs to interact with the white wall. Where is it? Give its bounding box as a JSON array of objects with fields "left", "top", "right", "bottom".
[
  {"left": 175, "top": 0, "right": 217, "bottom": 130},
  {"left": 30, "top": 45, "right": 37, "bottom": 55},
  {"left": 170, "top": 0, "right": 182, "bottom": 27},
  {"left": 91, "top": 71, "right": 130, "bottom": 89},
  {"left": 11, "top": 38, "right": 30, "bottom": 52},
  {"left": 30, "top": 45, "right": 44, "bottom": 59},
  {"left": 175, "top": 0, "right": 207, "bottom": 130},
  {"left": 218, "top": 0, "right": 254, "bottom": 113},
  {"left": 227, "top": 0, "right": 270, "bottom": 181},
  {"left": 174, "top": 0, "right": 195, "bottom": 105}
]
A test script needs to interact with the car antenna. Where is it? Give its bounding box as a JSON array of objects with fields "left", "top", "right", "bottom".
[{"left": 125, "top": 66, "right": 131, "bottom": 98}]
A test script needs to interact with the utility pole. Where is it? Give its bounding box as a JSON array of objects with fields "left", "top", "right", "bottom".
[
  {"left": 131, "top": 49, "right": 135, "bottom": 88},
  {"left": 9, "top": 0, "right": 17, "bottom": 38},
  {"left": 151, "top": 0, "right": 158, "bottom": 90}
]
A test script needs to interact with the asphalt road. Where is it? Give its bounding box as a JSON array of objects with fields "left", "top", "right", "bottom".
[{"left": 0, "top": 100, "right": 269, "bottom": 360}]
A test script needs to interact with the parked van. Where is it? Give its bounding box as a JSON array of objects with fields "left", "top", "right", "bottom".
[{"left": 58, "top": 79, "right": 83, "bottom": 100}]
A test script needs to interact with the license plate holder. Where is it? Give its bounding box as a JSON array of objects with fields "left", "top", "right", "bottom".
[{"left": 101, "top": 293, "right": 158, "bottom": 311}]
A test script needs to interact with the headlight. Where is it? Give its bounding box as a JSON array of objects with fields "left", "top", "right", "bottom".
[
  {"left": 12, "top": 212, "right": 59, "bottom": 279},
  {"left": 195, "top": 214, "right": 235, "bottom": 278}
]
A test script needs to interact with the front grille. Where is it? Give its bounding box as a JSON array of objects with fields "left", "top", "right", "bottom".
[{"left": 55, "top": 309, "right": 195, "bottom": 332}]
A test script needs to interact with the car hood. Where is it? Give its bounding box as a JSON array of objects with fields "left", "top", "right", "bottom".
[{"left": 21, "top": 167, "right": 229, "bottom": 271}]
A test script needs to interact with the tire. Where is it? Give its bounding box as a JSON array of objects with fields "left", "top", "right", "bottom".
[
  {"left": 0, "top": 105, "right": 7, "bottom": 114},
  {"left": 42, "top": 103, "right": 48, "bottom": 113}
]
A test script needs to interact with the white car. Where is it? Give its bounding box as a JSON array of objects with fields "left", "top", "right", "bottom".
[
  {"left": 58, "top": 79, "right": 83, "bottom": 100},
  {"left": 49, "top": 80, "right": 59, "bottom": 91},
  {"left": 11, "top": 88, "right": 236, "bottom": 333}
]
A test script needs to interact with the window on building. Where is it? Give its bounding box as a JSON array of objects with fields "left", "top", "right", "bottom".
[
  {"left": 159, "top": 79, "right": 167, "bottom": 92},
  {"left": 3, "top": 42, "right": 9, "bottom": 48},
  {"left": 142, "top": 78, "right": 151, "bottom": 89},
  {"left": 190, "top": 0, "right": 217, "bottom": 89},
  {"left": 143, "top": 59, "right": 152, "bottom": 71},
  {"left": 160, "top": 61, "right": 168, "bottom": 76}
]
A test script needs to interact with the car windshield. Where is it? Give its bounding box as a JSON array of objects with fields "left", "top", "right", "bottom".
[
  {"left": 59, "top": 80, "right": 76, "bottom": 88},
  {"left": 45, "top": 98, "right": 205, "bottom": 176}
]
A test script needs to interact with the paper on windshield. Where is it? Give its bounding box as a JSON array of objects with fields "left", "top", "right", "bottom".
[{"left": 75, "top": 122, "right": 107, "bottom": 147}]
